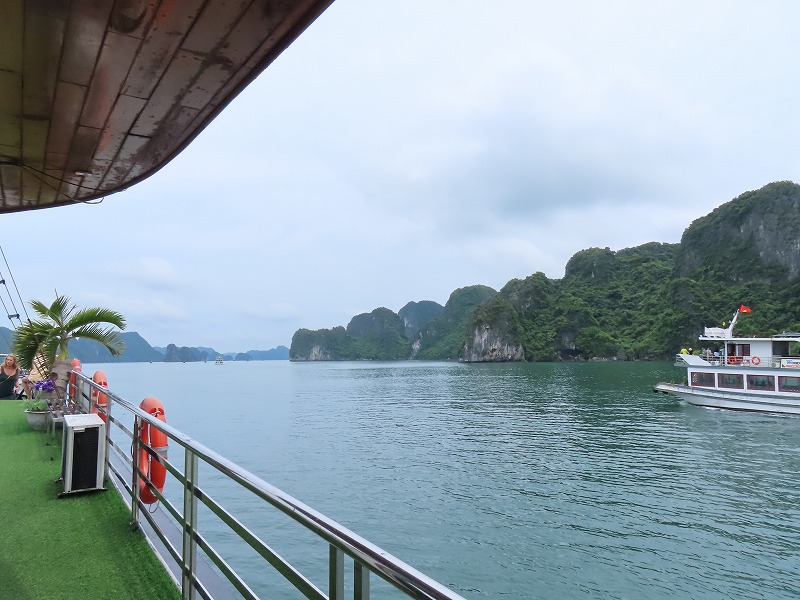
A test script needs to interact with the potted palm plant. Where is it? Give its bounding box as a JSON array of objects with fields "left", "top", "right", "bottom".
[{"left": 13, "top": 294, "right": 126, "bottom": 399}]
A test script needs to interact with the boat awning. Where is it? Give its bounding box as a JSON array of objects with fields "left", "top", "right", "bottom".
[
  {"left": 0, "top": 0, "right": 334, "bottom": 214},
  {"left": 679, "top": 355, "right": 711, "bottom": 366}
]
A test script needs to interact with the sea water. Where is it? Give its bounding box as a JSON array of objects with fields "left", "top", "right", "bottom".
[{"left": 92, "top": 360, "right": 800, "bottom": 599}]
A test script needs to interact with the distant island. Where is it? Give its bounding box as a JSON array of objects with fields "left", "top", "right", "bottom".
[
  {"left": 291, "top": 181, "right": 800, "bottom": 363},
  {"left": 0, "top": 328, "right": 288, "bottom": 364}
]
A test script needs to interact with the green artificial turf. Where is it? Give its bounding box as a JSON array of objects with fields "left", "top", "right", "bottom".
[{"left": 0, "top": 401, "right": 180, "bottom": 600}]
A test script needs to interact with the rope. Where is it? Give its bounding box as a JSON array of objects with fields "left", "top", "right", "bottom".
[
  {"left": 0, "top": 245, "right": 40, "bottom": 376},
  {"left": 0, "top": 245, "right": 29, "bottom": 323}
]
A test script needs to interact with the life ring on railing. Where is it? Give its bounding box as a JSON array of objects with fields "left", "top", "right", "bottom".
[
  {"left": 751, "top": 356, "right": 761, "bottom": 365},
  {"left": 69, "top": 359, "right": 81, "bottom": 401},
  {"left": 90, "top": 370, "right": 108, "bottom": 422},
  {"left": 138, "top": 396, "right": 168, "bottom": 505}
]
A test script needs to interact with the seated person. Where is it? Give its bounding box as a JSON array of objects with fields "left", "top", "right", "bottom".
[{"left": 0, "top": 354, "right": 29, "bottom": 399}]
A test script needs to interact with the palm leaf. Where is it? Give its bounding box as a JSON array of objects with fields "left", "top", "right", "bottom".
[
  {"left": 63, "top": 307, "right": 125, "bottom": 331},
  {"left": 13, "top": 294, "right": 126, "bottom": 366},
  {"left": 68, "top": 324, "right": 125, "bottom": 356}
]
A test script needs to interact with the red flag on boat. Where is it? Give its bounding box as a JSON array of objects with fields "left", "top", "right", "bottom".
[{"left": 739, "top": 304, "right": 752, "bottom": 313}]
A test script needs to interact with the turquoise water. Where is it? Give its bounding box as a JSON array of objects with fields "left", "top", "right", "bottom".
[{"left": 93, "top": 360, "right": 800, "bottom": 599}]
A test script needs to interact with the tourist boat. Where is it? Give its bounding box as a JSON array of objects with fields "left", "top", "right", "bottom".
[
  {"left": 654, "top": 306, "right": 800, "bottom": 414},
  {"left": 214, "top": 355, "right": 224, "bottom": 365}
]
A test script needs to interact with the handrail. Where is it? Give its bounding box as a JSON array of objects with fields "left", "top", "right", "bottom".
[
  {"left": 71, "top": 370, "right": 467, "bottom": 600},
  {"left": 674, "top": 354, "right": 800, "bottom": 368}
]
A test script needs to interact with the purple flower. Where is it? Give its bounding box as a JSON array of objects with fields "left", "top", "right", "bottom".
[{"left": 34, "top": 379, "right": 56, "bottom": 392}]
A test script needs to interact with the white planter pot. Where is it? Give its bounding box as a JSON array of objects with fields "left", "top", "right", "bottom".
[{"left": 25, "top": 410, "right": 47, "bottom": 431}]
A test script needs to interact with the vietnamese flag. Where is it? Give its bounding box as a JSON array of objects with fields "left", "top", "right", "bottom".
[{"left": 739, "top": 304, "right": 753, "bottom": 313}]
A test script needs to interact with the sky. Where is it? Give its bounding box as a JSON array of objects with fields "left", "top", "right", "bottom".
[{"left": 2, "top": 0, "right": 799, "bottom": 353}]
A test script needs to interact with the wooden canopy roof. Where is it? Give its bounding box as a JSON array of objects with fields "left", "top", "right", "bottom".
[{"left": 0, "top": 0, "right": 333, "bottom": 213}]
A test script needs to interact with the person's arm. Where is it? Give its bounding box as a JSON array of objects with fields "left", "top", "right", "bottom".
[{"left": 21, "top": 373, "right": 31, "bottom": 398}]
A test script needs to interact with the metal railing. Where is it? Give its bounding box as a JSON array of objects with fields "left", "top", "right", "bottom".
[
  {"left": 71, "top": 370, "right": 467, "bottom": 600},
  {"left": 674, "top": 353, "right": 800, "bottom": 368}
]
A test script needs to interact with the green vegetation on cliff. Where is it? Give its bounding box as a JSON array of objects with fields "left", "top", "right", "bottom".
[
  {"left": 292, "top": 181, "right": 800, "bottom": 362},
  {"left": 414, "top": 286, "right": 497, "bottom": 360},
  {"left": 347, "top": 308, "right": 410, "bottom": 360},
  {"left": 290, "top": 289, "right": 495, "bottom": 361},
  {"left": 554, "top": 243, "right": 681, "bottom": 359},
  {"left": 291, "top": 326, "right": 352, "bottom": 360}
]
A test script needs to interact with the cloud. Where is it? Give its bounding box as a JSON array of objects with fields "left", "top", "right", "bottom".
[
  {"left": 82, "top": 292, "right": 190, "bottom": 322},
  {"left": 2, "top": 1, "right": 799, "bottom": 352},
  {"left": 98, "top": 257, "right": 191, "bottom": 292},
  {"left": 237, "top": 303, "right": 301, "bottom": 322}
]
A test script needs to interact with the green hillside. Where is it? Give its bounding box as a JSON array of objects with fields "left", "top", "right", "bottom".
[{"left": 292, "top": 181, "right": 800, "bottom": 362}]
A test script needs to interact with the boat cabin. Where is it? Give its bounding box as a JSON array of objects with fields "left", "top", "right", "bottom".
[{"left": 696, "top": 332, "right": 800, "bottom": 368}]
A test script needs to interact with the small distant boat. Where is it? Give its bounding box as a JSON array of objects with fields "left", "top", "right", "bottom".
[
  {"left": 654, "top": 305, "right": 800, "bottom": 414},
  {"left": 215, "top": 355, "right": 224, "bottom": 365}
]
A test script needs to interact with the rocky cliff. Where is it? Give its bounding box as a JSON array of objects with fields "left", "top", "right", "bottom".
[
  {"left": 292, "top": 181, "right": 800, "bottom": 362},
  {"left": 462, "top": 182, "right": 800, "bottom": 362},
  {"left": 290, "top": 286, "right": 494, "bottom": 361},
  {"left": 398, "top": 300, "right": 444, "bottom": 341},
  {"left": 678, "top": 181, "right": 800, "bottom": 281},
  {"left": 462, "top": 325, "right": 525, "bottom": 362}
]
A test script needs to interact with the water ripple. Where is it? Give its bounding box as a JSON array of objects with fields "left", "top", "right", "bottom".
[{"left": 99, "top": 360, "right": 800, "bottom": 599}]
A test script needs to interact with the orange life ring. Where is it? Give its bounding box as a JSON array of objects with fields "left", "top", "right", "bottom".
[
  {"left": 138, "top": 396, "right": 168, "bottom": 505},
  {"left": 751, "top": 356, "right": 761, "bottom": 365},
  {"left": 90, "top": 370, "right": 108, "bottom": 422}
]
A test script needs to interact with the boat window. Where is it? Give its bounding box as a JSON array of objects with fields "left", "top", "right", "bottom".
[
  {"left": 739, "top": 344, "right": 751, "bottom": 357},
  {"left": 746, "top": 374, "right": 775, "bottom": 391},
  {"left": 690, "top": 372, "right": 715, "bottom": 387},
  {"left": 718, "top": 373, "right": 744, "bottom": 389},
  {"left": 778, "top": 376, "right": 800, "bottom": 392},
  {"left": 772, "top": 341, "right": 790, "bottom": 357}
]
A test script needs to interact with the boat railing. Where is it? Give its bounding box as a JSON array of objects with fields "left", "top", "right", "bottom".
[
  {"left": 71, "top": 371, "right": 466, "bottom": 600},
  {"left": 674, "top": 354, "right": 800, "bottom": 369}
]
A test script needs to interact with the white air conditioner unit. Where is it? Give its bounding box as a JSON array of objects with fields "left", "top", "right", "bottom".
[{"left": 60, "top": 413, "right": 106, "bottom": 496}]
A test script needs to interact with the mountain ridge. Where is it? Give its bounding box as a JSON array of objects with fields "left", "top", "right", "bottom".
[
  {"left": 290, "top": 181, "right": 800, "bottom": 362},
  {"left": 0, "top": 329, "right": 289, "bottom": 363}
]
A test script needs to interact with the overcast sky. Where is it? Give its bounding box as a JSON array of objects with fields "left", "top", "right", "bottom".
[{"left": 2, "top": 1, "right": 798, "bottom": 353}]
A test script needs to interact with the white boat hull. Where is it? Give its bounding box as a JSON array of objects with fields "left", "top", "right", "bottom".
[
  {"left": 654, "top": 382, "right": 800, "bottom": 415},
  {"left": 656, "top": 312, "right": 800, "bottom": 415}
]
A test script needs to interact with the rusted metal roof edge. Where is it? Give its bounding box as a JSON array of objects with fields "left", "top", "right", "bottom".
[{"left": 4, "top": 0, "right": 335, "bottom": 215}]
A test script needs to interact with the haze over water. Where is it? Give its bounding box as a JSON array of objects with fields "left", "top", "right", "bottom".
[{"left": 97, "top": 360, "right": 800, "bottom": 599}]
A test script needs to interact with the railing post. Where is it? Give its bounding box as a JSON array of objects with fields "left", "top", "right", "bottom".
[
  {"left": 131, "top": 416, "right": 141, "bottom": 530},
  {"left": 75, "top": 376, "right": 83, "bottom": 412},
  {"left": 183, "top": 449, "right": 199, "bottom": 600},
  {"left": 329, "top": 545, "right": 344, "bottom": 600},
  {"left": 354, "top": 562, "right": 370, "bottom": 600},
  {"left": 78, "top": 375, "right": 89, "bottom": 413},
  {"left": 103, "top": 393, "right": 112, "bottom": 482}
]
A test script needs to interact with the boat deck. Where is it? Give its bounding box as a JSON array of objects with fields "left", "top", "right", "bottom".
[{"left": 0, "top": 401, "right": 179, "bottom": 600}]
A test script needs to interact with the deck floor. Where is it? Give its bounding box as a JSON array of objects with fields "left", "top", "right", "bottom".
[{"left": 0, "top": 400, "right": 179, "bottom": 600}]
